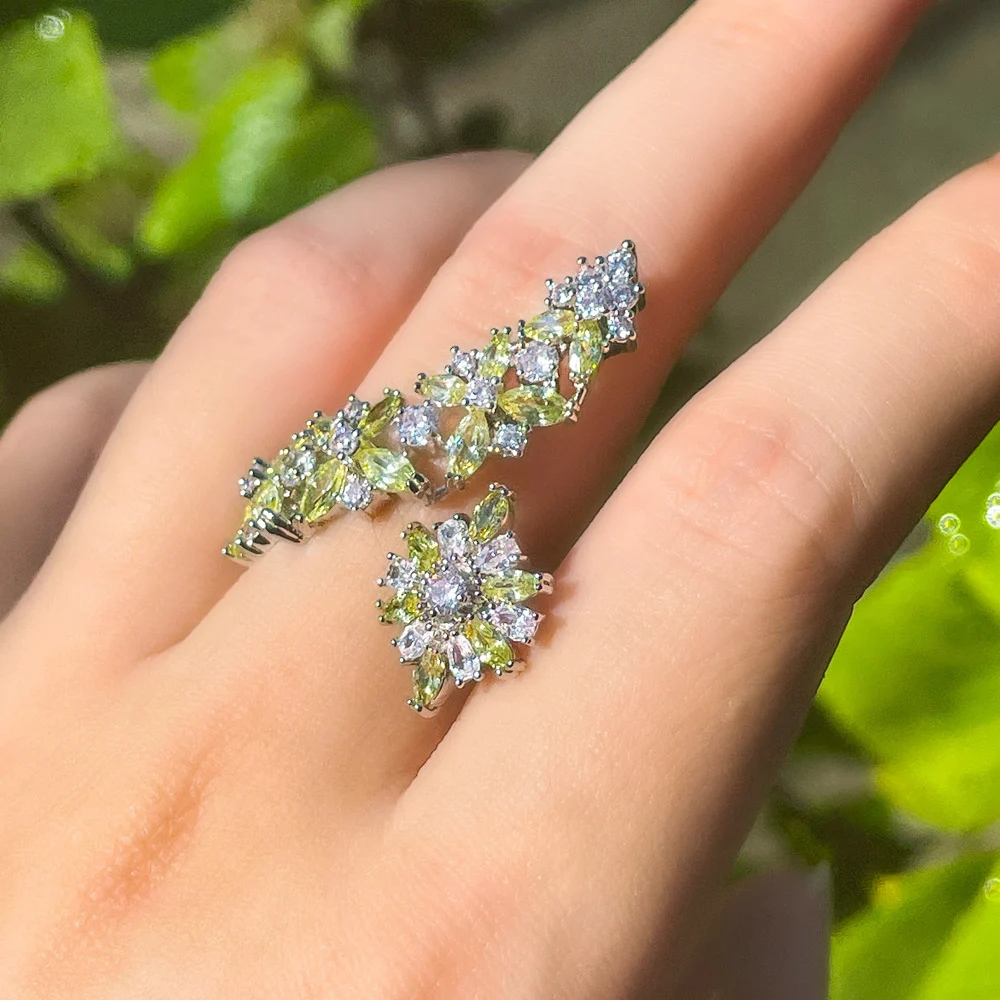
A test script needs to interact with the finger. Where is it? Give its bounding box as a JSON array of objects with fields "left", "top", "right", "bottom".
[
  {"left": 212, "top": 0, "right": 932, "bottom": 793},
  {"left": 422, "top": 155, "right": 1000, "bottom": 994},
  {"left": 14, "top": 152, "right": 531, "bottom": 670},
  {"left": 0, "top": 363, "right": 147, "bottom": 619}
]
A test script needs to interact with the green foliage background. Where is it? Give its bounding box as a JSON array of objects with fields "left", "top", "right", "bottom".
[{"left": 1, "top": 0, "right": 999, "bottom": 993}]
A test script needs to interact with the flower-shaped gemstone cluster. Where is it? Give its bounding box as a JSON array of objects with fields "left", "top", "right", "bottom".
[
  {"left": 225, "top": 390, "right": 426, "bottom": 561},
  {"left": 377, "top": 485, "right": 549, "bottom": 713}
]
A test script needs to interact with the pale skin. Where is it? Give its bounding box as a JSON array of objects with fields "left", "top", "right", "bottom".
[{"left": 0, "top": 0, "right": 997, "bottom": 995}]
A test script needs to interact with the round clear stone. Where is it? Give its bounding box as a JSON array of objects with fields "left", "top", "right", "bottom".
[
  {"left": 464, "top": 377, "right": 498, "bottom": 410},
  {"left": 987, "top": 505, "right": 1000, "bottom": 530},
  {"left": 385, "top": 556, "right": 418, "bottom": 591},
  {"left": 550, "top": 280, "right": 575, "bottom": 308},
  {"left": 474, "top": 533, "right": 521, "bottom": 575},
  {"left": 607, "top": 280, "right": 639, "bottom": 310},
  {"left": 515, "top": 341, "right": 560, "bottom": 384},
  {"left": 493, "top": 422, "right": 527, "bottom": 457},
  {"left": 605, "top": 247, "right": 637, "bottom": 285},
  {"left": 575, "top": 266, "right": 608, "bottom": 320},
  {"left": 487, "top": 603, "right": 539, "bottom": 644},
  {"left": 444, "top": 634, "right": 480, "bottom": 683},
  {"left": 398, "top": 404, "right": 438, "bottom": 447},
  {"left": 396, "top": 622, "right": 431, "bottom": 661},
  {"left": 437, "top": 518, "right": 472, "bottom": 560},
  {"left": 450, "top": 350, "right": 477, "bottom": 381},
  {"left": 331, "top": 418, "right": 360, "bottom": 456},
  {"left": 425, "top": 566, "right": 476, "bottom": 617},
  {"left": 279, "top": 446, "right": 317, "bottom": 487},
  {"left": 340, "top": 474, "right": 372, "bottom": 510},
  {"left": 342, "top": 397, "right": 366, "bottom": 423},
  {"left": 607, "top": 309, "right": 634, "bottom": 342}
]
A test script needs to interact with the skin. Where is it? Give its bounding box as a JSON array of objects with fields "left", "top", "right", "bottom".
[{"left": 0, "top": 0, "right": 996, "bottom": 994}]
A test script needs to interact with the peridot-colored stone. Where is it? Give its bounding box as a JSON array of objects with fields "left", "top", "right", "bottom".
[
  {"left": 299, "top": 458, "right": 348, "bottom": 522},
  {"left": 477, "top": 330, "right": 513, "bottom": 379},
  {"left": 445, "top": 409, "right": 490, "bottom": 480},
  {"left": 524, "top": 309, "right": 576, "bottom": 345},
  {"left": 380, "top": 591, "right": 420, "bottom": 624},
  {"left": 406, "top": 523, "right": 440, "bottom": 572},
  {"left": 224, "top": 538, "right": 246, "bottom": 560},
  {"left": 465, "top": 619, "right": 514, "bottom": 673},
  {"left": 498, "top": 385, "right": 572, "bottom": 427},
  {"left": 412, "top": 649, "right": 447, "bottom": 709},
  {"left": 568, "top": 319, "right": 604, "bottom": 384},
  {"left": 308, "top": 414, "right": 335, "bottom": 451},
  {"left": 243, "top": 478, "right": 283, "bottom": 525},
  {"left": 356, "top": 446, "right": 416, "bottom": 493},
  {"left": 418, "top": 374, "right": 466, "bottom": 405},
  {"left": 481, "top": 570, "right": 540, "bottom": 604},
  {"left": 360, "top": 391, "right": 402, "bottom": 437},
  {"left": 470, "top": 486, "right": 512, "bottom": 541}
]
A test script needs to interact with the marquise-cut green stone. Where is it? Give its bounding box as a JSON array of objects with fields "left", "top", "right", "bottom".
[
  {"left": 568, "top": 319, "right": 604, "bottom": 384},
  {"left": 356, "top": 446, "right": 416, "bottom": 493},
  {"left": 446, "top": 409, "right": 490, "bottom": 480},
  {"left": 243, "top": 478, "right": 283, "bottom": 525},
  {"left": 299, "top": 458, "right": 348, "bottom": 522},
  {"left": 412, "top": 649, "right": 446, "bottom": 708},
  {"left": 470, "top": 487, "right": 511, "bottom": 541},
  {"left": 465, "top": 619, "right": 514, "bottom": 672},
  {"left": 498, "top": 385, "right": 571, "bottom": 428},
  {"left": 360, "top": 392, "right": 401, "bottom": 437},
  {"left": 481, "top": 570, "right": 540, "bottom": 604},
  {"left": 524, "top": 309, "right": 576, "bottom": 345},
  {"left": 418, "top": 374, "right": 466, "bottom": 406},
  {"left": 407, "top": 523, "right": 440, "bottom": 572},
  {"left": 224, "top": 539, "right": 246, "bottom": 560},
  {"left": 308, "top": 414, "right": 335, "bottom": 452},
  {"left": 381, "top": 591, "right": 420, "bottom": 624},
  {"left": 477, "top": 331, "right": 513, "bottom": 379}
]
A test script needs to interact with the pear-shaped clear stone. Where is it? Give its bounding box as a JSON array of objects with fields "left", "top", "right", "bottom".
[
  {"left": 425, "top": 565, "right": 477, "bottom": 616},
  {"left": 444, "top": 634, "right": 480, "bottom": 684},
  {"left": 487, "top": 603, "right": 540, "bottom": 644},
  {"left": 340, "top": 474, "right": 373, "bottom": 510},
  {"left": 384, "top": 556, "right": 418, "bottom": 591},
  {"left": 437, "top": 517, "right": 472, "bottom": 560},
  {"left": 397, "top": 622, "right": 431, "bottom": 661},
  {"left": 474, "top": 533, "right": 520, "bottom": 575}
]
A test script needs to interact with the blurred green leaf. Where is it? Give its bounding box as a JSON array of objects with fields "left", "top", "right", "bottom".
[
  {"left": 831, "top": 854, "right": 1000, "bottom": 1000},
  {"left": 138, "top": 54, "right": 310, "bottom": 255},
  {"left": 0, "top": 12, "right": 118, "bottom": 202},
  {"left": 0, "top": 241, "right": 66, "bottom": 302},
  {"left": 821, "top": 425, "right": 1000, "bottom": 832},
  {"left": 307, "top": 0, "right": 373, "bottom": 76}
]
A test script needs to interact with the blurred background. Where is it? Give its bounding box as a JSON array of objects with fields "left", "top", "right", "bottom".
[{"left": 2, "top": 0, "right": 1000, "bottom": 993}]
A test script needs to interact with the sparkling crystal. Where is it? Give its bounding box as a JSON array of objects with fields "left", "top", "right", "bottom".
[
  {"left": 607, "top": 281, "right": 640, "bottom": 311},
  {"left": 487, "top": 603, "right": 540, "bottom": 644},
  {"left": 482, "top": 570, "right": 540, "bottom": 604},
  {"left": 493, "top": 422, "right": 527, "bottom": 458},
  {"left": 243, "top": 478, "right": 283, "bottom": 527},
  {"left": 384, "top": 556, "right": 418, "bottom": 591},
  {"left": 606, "top": 309, "right": 634, "bottom": 342},
  {"left": 987, "top": 506, "right": 1000, "bottom": 530},
  {"left": 575, "top": 266, "right": 608, "bottom": 320},
  {"left": 342, "top": 397, "right": 366, "bottom": 422},
  {"left": 277, "top": 446, "right": 317, "bottom": 488},
  {"left": 605, "top": 247, "right": 637, "bottom": 285},
  {"left": 380, "top": 591, "right": 420, "bottom": 624},
  {"left": 478, "top": 331, "right": 513, "bottom": 379},
  {"left": 474, "top": 533, "right": 521, "bottom": 575},
  {"left": 396, "top": 622, "right": 431, "bottom": 661},
  {"left": 340, "top": 474, "right": 373, "bottom": 510},
  {"left": 299, "top": 458, "right": 347, "bottom": 523},
  {"left": 360, "top": 392, "right": 402, "bottom": 437},
  {"left": 515, "top": 341, "right": 560, "bottom": 384},
  {"left": 569, "top": 320, "right": 604, "bottom": 384},
  {"left": 470, "top": 487, "right": 512, "bottom": 542},
  {"left": 331, "top": 417, "right": 360, "bottom": 456},
  {"left": 524, "top": 310, "right": 575, "bottom": 345},
  {"left": 407, "top": 524, "right": 440, "bottom": 572},
  {"left": 498, "top": 385, "right": 572, "bottom": 427},
  {"left": 356, "top": 446, "right": 416, "bottom": 492},
  {"left": 446, "top": 409, "right": 491, "bottom": 480},
  {"left": 412, "top": 650, "right": 447, "bottom": 708},
  {"left": 398, "top": 404, "right": 438, "bottom": 447},
  {"left": 550, "top": 280, "right": 575, "bottom": 308},
  {"left": 418, "top": 374, "right": 466, "bottom": 406},
  {"left": 424, "top": 565, "right": 477, "bottom": 617},
  {"left": 464, "top": 376, "right": 498, "bottom": 410},
  {"left": 444, "top": 634, "right": 480, "bottom": 683},
  {"left": 437, "top": 517, "right": 472, "bottom": 560},
  {"left": 465, "top": 619, "right": 514, "bottom": 673},
  {"left": 450, "top": 350, "right": 477, "bottom": 380}
]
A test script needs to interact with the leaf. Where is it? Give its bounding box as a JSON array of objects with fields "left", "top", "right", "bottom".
[
  {"left": 307, "top": 0, "right": 374, "bottom": 75},
  {"left": 831, "top": 854, "right": 999, "bottom": 1000},
  {"left": 138, "top": 55, "right": 310, "bottom": 255},
  {"left": 820, "top": 424, "right": 1000, "bottom": 831},
  {"left": 0, "top": 243, "right": 66, "bottom": 302},
  {"left": 0, "top": 13, "right": 118, "bottom": 202}
]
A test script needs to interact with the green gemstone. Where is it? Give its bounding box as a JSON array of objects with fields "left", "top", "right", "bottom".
[
  {"left": 481, "top": 570, "right": 540, "bottom": 604},
  {"left": 445, "top": 409, "right": 491, "bottom": 481},
  {"left": 477, "top": 330, "right": 513, "bottom": 379},
  {"left": 412, "top": 649, "right": 447, "bottom": 709},
  {"left": 356, "top": 446, "right": 416, "bottom": 493},
  {"left": 298, "top": 458, "right": 348, "bottom": 522},
  {"left": 418, "top": 374, "right": 466, "bottom": 405},
  {"left": 568, "top": 319, "right": 604, "bottom": 384},
  {"left": 406, "top": 523, "right": 440, "bottom": 572},
  {"left": 224, "top": 539, "right": 247, "bottom": 560},
  {"left": 360, "top": 392, "right": 402, "bottom": 437},
  {"left": 465, "top": 619, "right": 514, "bottom": 673},
  {"left": 470, "top": 486, "right": 512, "bottom": 541},
  {"left": 308, "top": 414, "right": 335, "bottom": 451},
  {"left": 498, "top": 385, "right": 572, "bottom": 427},
  {"left": 381, "top": 591, "right": 420, "bottom": 624},
  {"left": 524, "top": 309, "right": 576, "bottom": 345},
  {"left": 243, "top": 478, "right": 283, "bottom": 525}
]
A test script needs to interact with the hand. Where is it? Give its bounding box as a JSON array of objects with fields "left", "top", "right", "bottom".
[{"left": 0, "top": 0, "right": 990, "bottom": 996}]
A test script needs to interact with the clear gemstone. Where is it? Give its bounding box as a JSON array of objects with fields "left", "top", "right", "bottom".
[
  {"left": 987, "top": 505, "right": 1000, "bottom": 530},
  {"left": 575, "top": 266, "right": 608, "bottom": 320},
  {"left": 515, "top": 341, "right": 560, "bottom": 384},
  {"left": 396, "top": 622, "right": 431, "bottom": 661},
  {"left": 385, "top": 556, "right": 418, "bottom": 591},
  {"left": 279, "top": 447, "right": 317, "bottom": 488},
  {"left": 607, "top": 309, "right": 634, "bottom": 342},
  {"left": 331, "top": 418, "right": 360, "bottom": 456},
  {"left": 464, "top": 376, "right": 498, "bottom": 410},
  {"left": 493, "top": 422, "right": 527, "bottom": 457},
  {"left": 444, "top": 634, "right": 480, "bottom": 683},
  {"left": 474, "top": 533, "right": 521, "bottom": 575},
  {"left": 342, "top": 397, "right": 366, "bottom": 422},
  {"left": 398, "top": 404, "right": 438, "bottom": 447},
  {"left": 487, "top": 603, "right": 539, "bottom": 644},
  {"left": 605, "top": 247, "right": 637, "bottom": 285},
  {"left": 450, "top": 350, "right": 477, "bottom": 380},
  {"left": 424, "top": 565, "right": 476, "bottom": 616},
  {"left": 550, "top": 280, "right": 575, "bottom": 308},
  {"left": 607, "top": 281, "right": 639, "bottom": 311},
  {"left": 340, "top": 474, "right": 372, "bottom": 510},
  {"left": 437, "top": 518, "right": 472, "bottom": 560}
]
